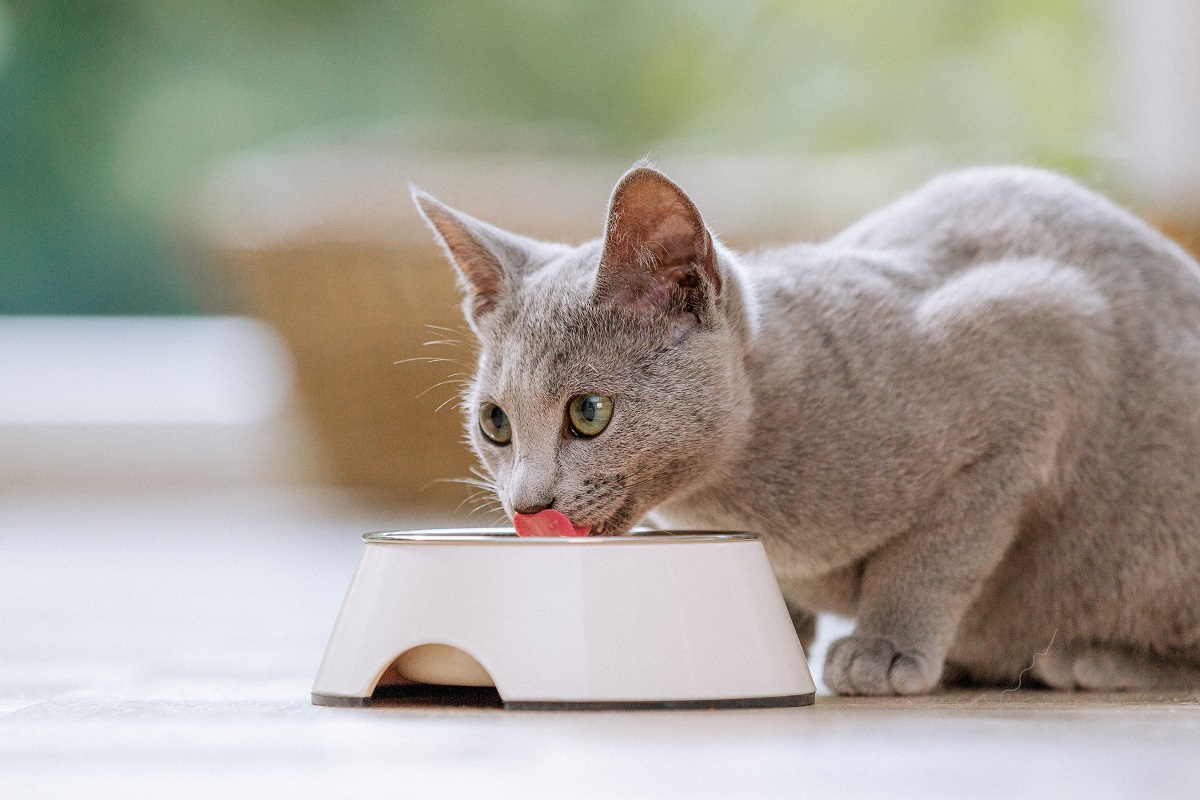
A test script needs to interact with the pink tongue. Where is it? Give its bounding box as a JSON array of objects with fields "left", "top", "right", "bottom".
[{"left": 513, "top": 509, "right": 590, "bottom": 538}]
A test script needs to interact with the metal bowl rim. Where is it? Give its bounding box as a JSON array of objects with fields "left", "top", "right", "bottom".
[{"left": 362, "top": 528, "right": 759, "bottom": 544}]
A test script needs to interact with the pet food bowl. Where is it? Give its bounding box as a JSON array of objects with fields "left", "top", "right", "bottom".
[{"left": 311, "top": 529, "right": 815, "bottom": 710}]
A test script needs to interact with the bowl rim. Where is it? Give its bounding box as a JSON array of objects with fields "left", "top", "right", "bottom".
[{"left": 362, "top": 528, "right": 759, "bottom": 544}]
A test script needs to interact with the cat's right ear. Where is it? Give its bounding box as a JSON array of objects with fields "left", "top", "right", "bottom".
[{"left": 411, "top": 188, "right": 510, "bottom": 319}]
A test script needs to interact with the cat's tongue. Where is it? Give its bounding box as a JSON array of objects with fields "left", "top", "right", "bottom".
[{"left": 513, "top": 509, "right": 590, "bottom": 538}]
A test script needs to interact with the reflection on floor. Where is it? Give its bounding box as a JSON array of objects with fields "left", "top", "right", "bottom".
[{"left": 3, "top": 487, "right": 1198, "bottom": 799}]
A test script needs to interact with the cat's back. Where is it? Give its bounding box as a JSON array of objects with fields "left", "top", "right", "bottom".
[
  {"left": 748, "top": 165, "right": 1200, "bottom": 343},
  {"left": 827, "top": 166, "right": 1169, "bottom": 268}
]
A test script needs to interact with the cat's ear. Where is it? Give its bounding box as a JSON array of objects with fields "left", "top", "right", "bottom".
[
  {"left": 412, "top": 188, "right": 518, "bottom": 319},
  {"left": 596, "top": 167, "right": 722, "bottom": 322}
]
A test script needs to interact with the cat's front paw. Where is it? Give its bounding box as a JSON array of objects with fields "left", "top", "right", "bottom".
[{"left": 823, "top": 634, "right": 943, "bottom": 695}]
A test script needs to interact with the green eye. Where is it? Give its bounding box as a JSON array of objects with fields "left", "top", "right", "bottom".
[
  {"left": 567, "top": 394, "right": 614, "bottom": 438},
  {"left": 479, "top": 402, "right": 512, "bottom": 445}
]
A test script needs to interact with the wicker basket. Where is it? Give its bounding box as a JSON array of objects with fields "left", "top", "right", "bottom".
[{"left": 223, "top": 240, "right": 479, "bottom": 509}]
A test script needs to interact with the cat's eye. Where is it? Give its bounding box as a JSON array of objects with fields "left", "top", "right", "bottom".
[
  {"left": 479, "top": 402, "right": 512, "bottom": 445},
  {"left": 567, "top": 394, "right": 614, "bottom": 438}
]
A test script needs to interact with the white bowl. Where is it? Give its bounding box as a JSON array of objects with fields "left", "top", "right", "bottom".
[{"left": 311, "top": 529, "right": 815, "bottom": 710}]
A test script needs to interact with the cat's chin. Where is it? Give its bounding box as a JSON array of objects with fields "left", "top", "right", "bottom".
[
  {"left": 575, "top": 519, "right": 611, "bottom": 536},
  {"left": 588, "top": 512, "right": 645, "bottom": 537},
  {"left": 586, "top": 499, "right": 645, "bottom": 536},
  {"left": 588, "top": 519, "right": 636, "bottom": 536}
]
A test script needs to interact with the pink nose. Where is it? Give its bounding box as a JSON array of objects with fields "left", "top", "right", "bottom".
[{"left": 513, "top": 509, "right": 590, "bottom": 538}]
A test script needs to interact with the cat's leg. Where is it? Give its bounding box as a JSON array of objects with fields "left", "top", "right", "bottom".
[
  {"left": 822, "top": 258, "right": 1112, "bottom": 695},
  {"left": 824, "top": 456, "right": 1029, "bottom": 696},
  {"left": 1033, "top": 644, "right": 1200, "bottom": 690},
  {"left": 785, "top": 601, "right": 817, "bottom": 655}
]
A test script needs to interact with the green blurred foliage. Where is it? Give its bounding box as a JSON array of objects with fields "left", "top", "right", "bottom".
[{"left": 0, "top": 0, "right": 1098, "bottom": 314}]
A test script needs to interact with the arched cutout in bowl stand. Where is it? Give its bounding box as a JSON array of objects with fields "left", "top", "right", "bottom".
[{"left": 312, "top": 643, "right": 503, "bottom": 708}]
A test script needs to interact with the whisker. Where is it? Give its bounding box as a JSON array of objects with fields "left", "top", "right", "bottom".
[
  {"left": 468, "top": 465, "right": 497, "bottom": 485},
  {"left": 468, "top": 499, "right": 505, "bottom": 516},
  {"left": 424, "top": 324, "right": 467, "bottom": 335},
  {"left": 394, "top": 356, "right": 467, "bottom": 366},
  {"left": 457, "top": 490, "right": 497, "bottom": 513},
  {"left": 470, "top": 497, "right": 504, "bottom": 512},
  {"left": 421, "top": 476, "right": 497, "bottom": 496},
  {"left": 434, "top": 393, "right": 468, "bottom": 413},
  {"left": 430, "top": 476, "right": 496, "bottom": 490},
  {"left": 416, "top": 378, "right": 468, "bottom": 399}
]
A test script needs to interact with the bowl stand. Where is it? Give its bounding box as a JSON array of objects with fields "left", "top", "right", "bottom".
[{"left": 311, "top": 531, "right": 816, "bottom": 710}]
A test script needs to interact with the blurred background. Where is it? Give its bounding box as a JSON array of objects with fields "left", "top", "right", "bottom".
[
  {"left": 2, "top": 0, "right": 1199, "bottom": 512},
  {"left": 8, "top": 7, "right": 1200, "bottom": 789},
  {"left": 8, "top": 8, "right": 1200, "bottom": 790}
]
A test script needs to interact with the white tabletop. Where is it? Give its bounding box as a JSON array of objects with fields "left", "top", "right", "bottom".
[{"left": 3, "top": 486, "right": 1199, "bottom": 799}]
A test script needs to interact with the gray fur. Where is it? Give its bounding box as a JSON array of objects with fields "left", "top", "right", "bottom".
[{"left": 413, "top": 165, "right": 1200, "bottom": 695}]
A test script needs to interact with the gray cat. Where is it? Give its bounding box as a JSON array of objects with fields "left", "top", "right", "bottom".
[{"left": 413, "top": 164, "right": 1200, "bottom": 695}]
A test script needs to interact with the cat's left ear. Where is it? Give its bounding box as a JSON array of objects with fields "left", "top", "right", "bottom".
[{"left": 596, "top": 167, "right": 722, "bottom": 324}]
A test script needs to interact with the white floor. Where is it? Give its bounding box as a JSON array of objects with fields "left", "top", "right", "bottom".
[{"left": 3, "top": 486, "right": 1199, "bottom": 799}]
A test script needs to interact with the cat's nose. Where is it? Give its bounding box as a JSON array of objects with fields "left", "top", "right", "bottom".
[{"left": 513, "top": 500, "right": 553, "bottom": 515}]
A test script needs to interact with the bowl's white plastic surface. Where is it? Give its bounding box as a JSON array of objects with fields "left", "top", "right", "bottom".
[{"left": 311, "top": 530, "right": 815, "bottom": 709}]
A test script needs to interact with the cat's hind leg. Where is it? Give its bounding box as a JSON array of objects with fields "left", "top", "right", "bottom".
[{"left": 1033, "top": 644, "right": 1200, "bottom": 690}]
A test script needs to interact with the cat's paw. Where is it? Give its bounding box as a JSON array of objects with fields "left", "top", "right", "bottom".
[{"left": 823, "top": 634, "right": 942, "bottom": 695}]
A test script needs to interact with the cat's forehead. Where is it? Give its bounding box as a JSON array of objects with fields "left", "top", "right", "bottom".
[
  {"left": 514, "top": 257, "right": 598, "bottom": 322},
  {"left": 474, "top": 247, "right": 660, "bottom": 401},
  {"left": 482, "top": 305, "right": 635, "bottom": 399}
]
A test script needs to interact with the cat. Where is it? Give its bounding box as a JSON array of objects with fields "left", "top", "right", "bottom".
[{"left": 413, "top": 163, "right": 1200, "bottom": 695}]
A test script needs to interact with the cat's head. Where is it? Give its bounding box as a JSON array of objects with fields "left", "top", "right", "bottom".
[{"left": 413, "top": 166, "right": 754, "bottom": 534}]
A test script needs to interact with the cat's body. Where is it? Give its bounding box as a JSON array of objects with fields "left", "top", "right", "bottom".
[{"left": 415, "top": 165, "right": 1200, "bottom": 694}]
